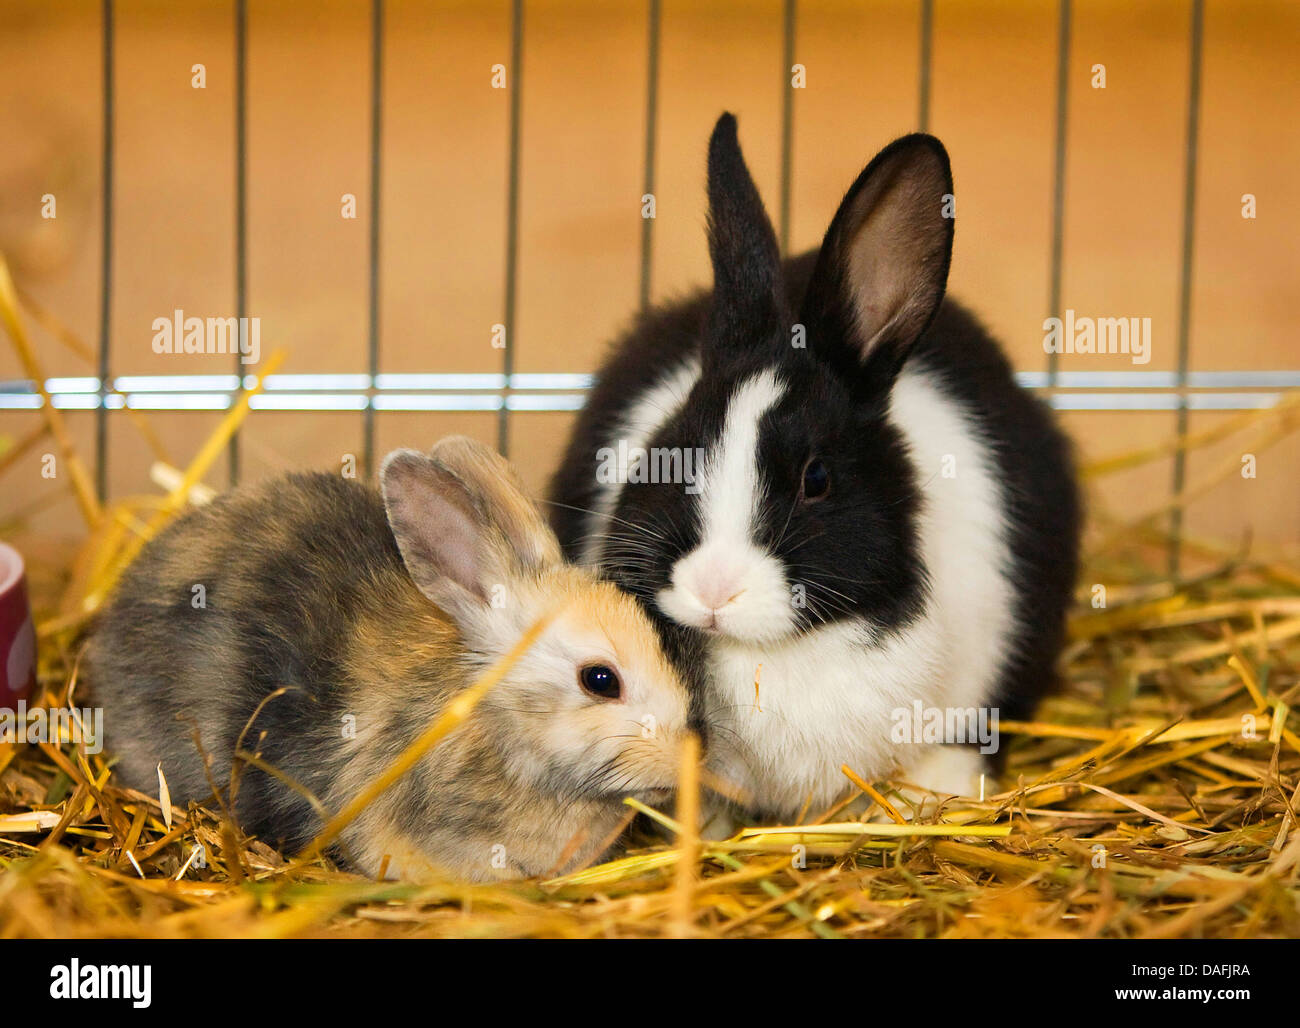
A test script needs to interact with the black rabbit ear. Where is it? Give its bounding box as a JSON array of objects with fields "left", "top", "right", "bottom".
[
  {"left": 706, "top": 113, "right": 783, "bottom": 354},
  {"left": 801, "top": 134, "right": 954, "bottom": 376}
]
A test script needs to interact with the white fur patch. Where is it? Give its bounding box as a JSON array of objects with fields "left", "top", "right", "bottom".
[
  {"left": 900, "top": 746, "right": 987, "bottom": 800},
  {"left": 697, "top": 368, "right": 784, "bottom": 543},
  {"left": 582, "top": 357, "right": 701, "bottom": 566},
  {"left": 700, "top": 363, "right": 1016, "bottom": 814},
  {"left": 656, "top": 368, "right": 795, "bottom": 643}
]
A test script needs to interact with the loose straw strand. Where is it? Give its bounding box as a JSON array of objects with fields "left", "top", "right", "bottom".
[{"left": 670, "top": 732, "right": 701, "bottom": 937}]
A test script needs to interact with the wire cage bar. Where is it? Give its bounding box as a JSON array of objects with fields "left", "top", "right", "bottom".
[{"left": 59, "top": 0, "right": 1233, "bottom": 567}]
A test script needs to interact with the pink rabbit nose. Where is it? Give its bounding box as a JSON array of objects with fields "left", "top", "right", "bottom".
[{"left": 695, "top": 579, "right": 745, "bottom": 613}]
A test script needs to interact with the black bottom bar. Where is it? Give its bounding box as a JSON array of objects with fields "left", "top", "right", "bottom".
[{"left": 3, "top": 937, "right": 1294, "bottom": 1014}]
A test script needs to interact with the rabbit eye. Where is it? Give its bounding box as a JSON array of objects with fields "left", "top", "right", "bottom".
[
  {"left": 801, "top": 458, "right": 830, "bottom": 501},
  {"left": 579, "top": 663, "right": 622, "bottom": 700}
]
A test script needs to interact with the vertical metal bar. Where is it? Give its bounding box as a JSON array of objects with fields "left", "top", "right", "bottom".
[
  {"left": 96, "top": 0, "right": 114, "bottom": 502},
  {"left": 917, "top": 0, "right": 932, "bottom": 132},
  {"left": 231, "top": 0, "right": 247, "bottom": 486},
  {"left": 498, "top": 0, "right": 523, "bottom": 457},
  {"left": 778, "top": 0, "right": 796, "bottom": 254},
  {"left": 364, "top": 0, "right": 384, "bottom": 479},
  {"left": 1169, "top": 0, "right": 1204, "bottom": 578},
  {"left": 1047, "top": 0, "right": 1071, "bottom": 387},
  {"left": 638, "top": 0, "right": 661, "bottom": 310}
]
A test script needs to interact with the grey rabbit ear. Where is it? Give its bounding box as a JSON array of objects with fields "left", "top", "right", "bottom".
[
  {"left": 380, "top": 448, "right": 496, "bottom": 619},
  {"left": 801, "top": 134, "right": 954, "bottom": 373},
  {"left": 427, "top": 435, "right": 562, "bottom": 572},
  {"left": 380, "top": 438, "right": 561, "bottom": 622}
]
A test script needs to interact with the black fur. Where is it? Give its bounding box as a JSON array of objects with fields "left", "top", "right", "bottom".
[{"left": 550, "top": 114, "right": 1081, "bottom": 756}]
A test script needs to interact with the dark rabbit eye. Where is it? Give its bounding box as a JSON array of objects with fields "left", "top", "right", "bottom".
[
  {"left": 579, "top": 663, "right": 622, "bottom": 700},
  {"left": 801, "top": 458, "right": 830, "bottom": 501}
]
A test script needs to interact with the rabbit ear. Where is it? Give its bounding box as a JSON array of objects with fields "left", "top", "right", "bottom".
[
  {"left": 427, "top": 435, "right": 562, "bottom": 572},
  {"left": 706, "top": 113, "right": 784, "bottom": 356},
  {"left": 380, "top": 440, "right": 559, "bottom": 623},
  {"left": 801, "top": 134, "right": 954, "bottom": 377},
  {"left": 380, "top": 448, "right": 496, "bottom": 619}
]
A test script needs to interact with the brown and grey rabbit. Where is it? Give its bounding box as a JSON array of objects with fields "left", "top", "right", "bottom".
[{"left": 85, "top": 436, "right": 690, "bottom": 881}]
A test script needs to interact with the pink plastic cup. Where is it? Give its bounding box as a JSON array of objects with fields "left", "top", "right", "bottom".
[{"left": 0, "top": 542, "right": 37, "bottom": 709}]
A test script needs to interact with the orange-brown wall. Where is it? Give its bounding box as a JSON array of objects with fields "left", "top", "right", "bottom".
[{"left": 1, "top": 0, "right": 1297, "bottom": 559}]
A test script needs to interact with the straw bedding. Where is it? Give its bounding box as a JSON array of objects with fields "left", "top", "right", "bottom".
[{"left": 1, "top": 258, "right": 1297, "bottom": 939}]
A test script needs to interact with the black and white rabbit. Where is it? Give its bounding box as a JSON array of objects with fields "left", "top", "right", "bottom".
[{"left": 550, "top": 114, "right": 1080, "bottom": 819}]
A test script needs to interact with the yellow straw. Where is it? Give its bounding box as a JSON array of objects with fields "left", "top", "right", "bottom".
[
  {"left": 82, "top": 348, "right": 287, "bottom": 612},
  {"left": 0, "top": 253, "right": 101, "bottom": 527}
]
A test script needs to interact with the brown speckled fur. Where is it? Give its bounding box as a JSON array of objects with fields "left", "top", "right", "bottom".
[{"left": 85, "top": 437, "right": 689, "bottom": 880}]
